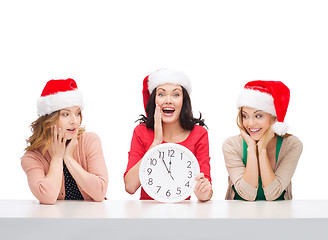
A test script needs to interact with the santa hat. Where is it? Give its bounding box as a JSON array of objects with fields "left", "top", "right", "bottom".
[
  {"left": 142, "top": 69, "right": 192, "bottom": 111},
  {"left": 37, "top": 78, "right": 84, "bottom": 116},
  {"left": 237, "top": 80, "right": 290, "bottom": 136}
]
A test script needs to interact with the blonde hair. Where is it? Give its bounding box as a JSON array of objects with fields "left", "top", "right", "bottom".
[{"left": 25, "top": 111, "right": 85, "bottom": 155}]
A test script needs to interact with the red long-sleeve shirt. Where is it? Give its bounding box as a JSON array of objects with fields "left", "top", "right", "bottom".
[{"left": 125, "top": 124, "right": 211, "bottom": 200}]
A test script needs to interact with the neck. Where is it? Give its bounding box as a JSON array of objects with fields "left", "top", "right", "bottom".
[{"left": 162, "top": 121, "right": 186, "bottom": 142}]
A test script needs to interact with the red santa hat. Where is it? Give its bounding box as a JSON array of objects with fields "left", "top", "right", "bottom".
[
  {"left": 37, "top": 78, "right": 84, "bottom": 116},
  {"left": 237, "top": 80, "right": 290, "bottom": 136},
  {"left": 142, "top": 69, "right": 192, "bottom": 111}
]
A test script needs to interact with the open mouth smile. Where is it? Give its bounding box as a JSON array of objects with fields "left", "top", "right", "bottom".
[
  {"left": 162, "top": 107, "right": 175, "bottom": 116},
  {"left": 249, "top": 128, "right": 261, "bottom": 133}
]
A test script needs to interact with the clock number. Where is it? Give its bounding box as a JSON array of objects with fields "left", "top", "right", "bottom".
[
  {"left": 148, "top": 178, "right": 153, "bottom": 185},
  {"left": 147, "top": 168, "right": 152, "bottom": 175},
  {"left": 156, "top": 186, "right": 161, "bottom": 193},
  {"left": 176, "top": 187, "right": 181, "bottom": 195},
  {"left": 168, "top": 149, "right": 175, "bottom": 158},
  {"left": 180, "top": 153, "right": 183, "bottom": 160},
  {"left": 187, "top": 161, "right": 191, "bottom": 168},
  {"left": 166, "top": 190, "right": 171, "bottom": 197},
  {"left": 150, "top": 158, "right": 157, "bottom": 166},
  {"left": 185, "top": 181, "right": 190, "bottom": 187},
  {"left": 188, "top": 171, "right": 192, "bottom": 178},
  {"left": 158, "top": 151, "right": 164, "bottom": 161}
]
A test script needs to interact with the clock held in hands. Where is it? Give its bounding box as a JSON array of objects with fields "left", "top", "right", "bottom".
[{"left": 139, "top": 143, "right": 200, "bottom": 203}]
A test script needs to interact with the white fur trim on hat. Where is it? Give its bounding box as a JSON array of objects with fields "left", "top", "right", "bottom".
[
  {"left": 148, "top": 69, "right": 192, "bottom": 94},
  {"left": 272, "top": 121, "right": 289, "bottom": 136},
  {"left": 237, "top": 89, "right": 276, "bottom": 116},
  {"left": 37, "top": 90, "right": 84, "bottom": 116}
]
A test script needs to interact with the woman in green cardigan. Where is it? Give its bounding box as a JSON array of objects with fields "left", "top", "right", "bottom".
[{"left": 222, "top": 80, "right": 303, "bottom": 201}]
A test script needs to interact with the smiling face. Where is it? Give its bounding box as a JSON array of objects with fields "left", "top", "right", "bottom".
[
  {"left": 56, "top": 106, "right": 82, "bottom": 139},
  {"left": 155, "top": 83, "right": 183, "bottom": 125},
  {"left": 241, "top": 106, "right": 274, "bottom": 141}
]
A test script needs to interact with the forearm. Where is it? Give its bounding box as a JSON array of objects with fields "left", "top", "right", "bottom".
[
  {"left": 124, "top": 160, "right": 142, "bottom": 194},
  {"left": 258, "top": 150, "right": 275, "bottom": 187},
  {"left": 242, "top": 147, "right": 259, "bottom": 188},
  {"left": 45, "top": 157, "right": 63, "bottom": 191}
]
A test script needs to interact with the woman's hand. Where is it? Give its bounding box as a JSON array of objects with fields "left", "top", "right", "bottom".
[
  {"left": 64, "top": 130, "right": 78, "bottom": 160},
  {"left": 194, "top": 173, "right": 212, "bottom": 202},
  {"left": 257, "top": 128, "right": 275, "bottom": 154},
  {"left": 240, "top": 129, "right": 256, "bottom": 150},
  {"left": 151, "top": 104, "right": 163, "bottom": 148},
  {"left": 49, "top": 125, "right": 67, "bottom": 161}
]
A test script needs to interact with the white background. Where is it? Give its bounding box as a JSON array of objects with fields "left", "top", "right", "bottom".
[{"left": 0, "top": 0, "right": 327, "bottom": 200}]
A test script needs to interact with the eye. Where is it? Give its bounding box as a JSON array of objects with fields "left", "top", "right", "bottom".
[
  {"left": 242, "top": 114, "right": 248, "bottom": 119},
  {"left": 157, "top": 92, "right": 164, "bottom": 97},
  {"left": 173, "top": 93, "right": 180, "bottom": 97},
  {"left": 256, "top": 114, "right": 262, "bottom": 118},
  {"left": 61, "top": 113, "right": 69, "bottom": 117},
  {"left": 76, "top": 112, "right": 81, "bottom": 116}
]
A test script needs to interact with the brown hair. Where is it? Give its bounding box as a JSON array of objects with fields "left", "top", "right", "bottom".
[{"left": 25, "top": 111, "right": 85, "bottom": 155}]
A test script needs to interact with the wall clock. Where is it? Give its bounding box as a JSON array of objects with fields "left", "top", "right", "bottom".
[{"left": 139, "top": 143, "right": 200, "bottom": 203}]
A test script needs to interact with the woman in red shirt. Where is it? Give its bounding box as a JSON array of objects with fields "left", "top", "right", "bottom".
[{"left": 124, "top": 69, "right": 212, "bottom": 201}]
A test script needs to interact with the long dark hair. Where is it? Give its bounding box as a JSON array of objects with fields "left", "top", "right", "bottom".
[{"left": 137, "top": 86, "right": 206, "bottom": 130}]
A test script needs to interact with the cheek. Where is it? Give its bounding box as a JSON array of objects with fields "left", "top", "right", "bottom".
[
  {"left": 242, "top": 119, "right": 248, "bottom": 127},
  {"left": 155, "top": 97, "right": 163, "bottom": 106},
  {"left": 174, "top": 97, "right": 183, "bottom": 109},
  {"left": 56, "top": 118, "right": 64, "bottom": 128}
]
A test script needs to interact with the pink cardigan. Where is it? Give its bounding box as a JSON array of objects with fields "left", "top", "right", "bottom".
[{"left": 21, "top": 132, "right": 108, "bottom": 204}]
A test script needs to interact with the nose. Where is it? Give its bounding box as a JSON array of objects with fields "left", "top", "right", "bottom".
[
  {"left": 165, "top": 95, "right": 172, "bottom": 104},
  {"left": 248, "top": 116, "right": 255, "bottom": 126},
  {"left": 70, "top": 114, "right": 77, "bottom": 124}
]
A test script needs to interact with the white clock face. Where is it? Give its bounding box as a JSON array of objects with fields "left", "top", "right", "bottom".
[{"left": 139, "top": 143, "right": 200, "bottom": 203}]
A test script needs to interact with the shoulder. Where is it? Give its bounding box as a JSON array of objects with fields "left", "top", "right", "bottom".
[
  {"left": 79, "top": 132, "right": 102, "bottom": 150},
  {"left": 80, "top": 131, "right": 101, "bottom": 142},
  {"left": 133, "top": 123, "right": 154, "bottom": 137},
  {"left": 191, "top": 125, "right": 208, "bottom": 135},
  {"left": 134, "top": 123, "right": 148, "bottom": 132},
  {"left": 21, "top": 149, "right": 46, "bottom": 169},
  {"left": 222, "top": 135, "right": 243, "bottom": 153},
  {"left": 282, "top": 134, "right": 303, "bottom": 151}
]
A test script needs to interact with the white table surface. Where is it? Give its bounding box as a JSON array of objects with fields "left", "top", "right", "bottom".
[
  {"left": 1, "top": 199, "right": 328, "bottom": 218},
  {"left": 1, "top": 200, "right": 328, "bottom": 240}
]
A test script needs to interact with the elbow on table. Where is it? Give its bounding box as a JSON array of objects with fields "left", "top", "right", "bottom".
[
  {"left": 124, "top": 181, "right": 138, "bottom": 195},
  {"left": 38, "top": 195, "right": 57, "bottom": 205},
  {"left": 92, "top": 195, "right": 106, "bottom": 202}
]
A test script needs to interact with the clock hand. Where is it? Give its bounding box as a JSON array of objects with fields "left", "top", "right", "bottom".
[
  {"left": 162, "top": 159, "right": 174, "bottom": 180},
  {"left": 162, "top": 159, "right": 170, "bottom": 173},
  {"left": 169, "top": 172, "right": 174, "bottom": 180}
]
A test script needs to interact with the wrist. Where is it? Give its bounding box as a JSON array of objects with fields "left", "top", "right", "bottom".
[
  {"left": 51, "top": 156, "right": 63, "bottom": 162},
  {"left": 150, "top": 140, "right": 161, "bottom": 149},
  {"left": 258, "top": 148, "right": 267, "bottom": 157}
]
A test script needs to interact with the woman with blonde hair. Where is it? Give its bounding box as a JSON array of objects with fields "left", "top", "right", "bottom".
[
  {"left": 222, "top": 80, "right": 302, "bottom": 201},
  {"left": 21, "top": 78, "right": 108, "bottom": 204}
]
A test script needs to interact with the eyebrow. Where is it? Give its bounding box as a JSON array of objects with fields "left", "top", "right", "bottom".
[
  {"left": 242, "top": 110, "right": 263, "bottom": 114},
  {"left": 157, "top": 88, "right": 182, "bottom": 92},
  {"left": 61, "top": 108, "right": 81, "bottom": 112}
]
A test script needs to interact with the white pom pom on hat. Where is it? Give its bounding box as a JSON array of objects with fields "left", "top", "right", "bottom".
[{"left": 237, "top": 80, "right": 290, "bottom": 136}]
